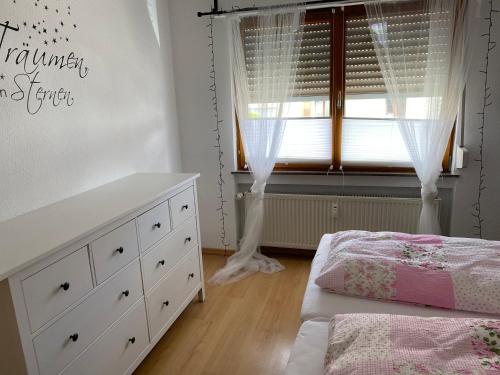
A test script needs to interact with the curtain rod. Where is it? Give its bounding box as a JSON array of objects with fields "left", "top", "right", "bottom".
[{"left": 197, "top": 0, "right": 367, "bottom": 18}]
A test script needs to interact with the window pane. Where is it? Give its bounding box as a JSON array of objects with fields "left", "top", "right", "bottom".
[
  {"left": 248, "top": 98, "right": 330, "bottom": 118},
  {"left": 278, "top": 118, "right": 332, "bottom": 163},
  {"left": 285, "top": 98, "right": 330, "bottom": 117},
  {"left": 241, "top": 13, "right": 332, "bottom": 167},
  {"left": 341, "top": 118, "right": 411, "bottom": 167},
  {"left": 293, "top": 20, "right": 331, "bottom": 115},
  {"left": 345, "top": 94, "right": 394, "bottom": 118},
  {"left": 341, "top": 7, "right": 439, "bottom": 168}
]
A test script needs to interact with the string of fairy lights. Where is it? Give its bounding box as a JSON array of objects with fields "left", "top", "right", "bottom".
[
  {"left": 472, "top": 0, "right": 498, "bottom": 239},
  {"left": 207, "top": 15, "right": 231, "bottom": 254}
]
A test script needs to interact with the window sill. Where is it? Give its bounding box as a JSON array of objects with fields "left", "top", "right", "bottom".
[{"left": 231, "top": 170, "right": 460, "bottom": 178}]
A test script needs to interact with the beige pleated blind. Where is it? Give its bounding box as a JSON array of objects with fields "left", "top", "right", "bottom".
[
  {"left": 345, "top": 10, "right": 445, "bottom": 95},
  {"left": 242, "top": 18, "right": 331, "bottom": 98}
]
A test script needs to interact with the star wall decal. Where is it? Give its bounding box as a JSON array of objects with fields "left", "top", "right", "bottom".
[{"left": 15, "top": 0, "right": 78, "bottom": 51}]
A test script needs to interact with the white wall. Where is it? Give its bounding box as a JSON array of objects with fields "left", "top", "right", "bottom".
[
  {"left": 450, "top": 0, "right": 500, "bottom": 240},
  {"left": 168, "top": 0, "right": 500, "bottom": 248},
  {"left": 167, "top": 0, "right": 238, "bottom": 250},
  {"left": 0, "top": 0, "right": 182, "bottom": 222}
]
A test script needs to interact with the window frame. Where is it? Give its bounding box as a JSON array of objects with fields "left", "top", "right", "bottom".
[{"left": 235, "top": 5, "right": 454, "bottom": 173}]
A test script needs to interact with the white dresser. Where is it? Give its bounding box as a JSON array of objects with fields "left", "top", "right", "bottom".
[{"left": 0, "top": 173, "right": 205, "bottom": 375}]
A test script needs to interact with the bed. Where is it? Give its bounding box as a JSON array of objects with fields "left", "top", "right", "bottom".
[
  {"left": 284, "top": 319, "right": 328, "bottom": 375},
  {"left": 287, "top": 314, "right": 500, "bottom": 375},
  {"left": 301, "top": 234, "right": 496, "bottom": 321}
]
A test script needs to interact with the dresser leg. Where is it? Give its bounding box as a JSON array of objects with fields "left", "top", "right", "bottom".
[{"left": 198, "top": 288, "right": 206, "bottom": 302}]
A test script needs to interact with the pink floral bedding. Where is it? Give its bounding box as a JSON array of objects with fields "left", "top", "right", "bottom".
[
  {"left": 315, "top": 231, "right": 500, "bottom": 315},
  {"left": 325, "top": 314, "right": 500, "bottom": 375}
]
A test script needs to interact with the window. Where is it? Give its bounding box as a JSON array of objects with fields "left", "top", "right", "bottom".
[{"left": 236, "top": 5, "right": 454, "bottom": 172}]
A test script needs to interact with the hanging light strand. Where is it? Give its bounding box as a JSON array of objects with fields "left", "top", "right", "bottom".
[
  {"left": 472, "top": 0, "right": 498, "bottom": 238},
  {"left": 207, "top": 15, "right": 231, "bottom": 254}
]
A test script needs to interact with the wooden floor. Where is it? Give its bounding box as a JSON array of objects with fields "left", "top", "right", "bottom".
[{"left": 134, "top": 253, "right": 312, "bottom": 375}]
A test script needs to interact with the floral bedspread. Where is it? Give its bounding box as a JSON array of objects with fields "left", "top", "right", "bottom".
[
  {"left": 325, "top": 314, "right": 500, "bottom": 375},
  {"left": 315, "top": 231, "right": 500, "bottom": 315}
]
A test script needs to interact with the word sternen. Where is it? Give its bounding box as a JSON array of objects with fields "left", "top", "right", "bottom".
[{"left": 11, "top": 72, "right": 74, "bottom": 115}]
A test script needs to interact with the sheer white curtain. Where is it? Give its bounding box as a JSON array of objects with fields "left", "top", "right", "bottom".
[
  {"left": 210, "top": 10, "right": 305, "bottom": 284},
  {"left": 365, "top": 0, "right": 476, "bottom": 234},
  {"left": 147, "top": 0, "right": 160, "bottom": 46}
]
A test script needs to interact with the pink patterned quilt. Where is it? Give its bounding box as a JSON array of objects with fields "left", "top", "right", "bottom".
[
  {"left": 315, "top": 231, "right": 500, "bottom": 315},
  {"left": 325, "top": 314, "right": 500, "bottom": 375}
]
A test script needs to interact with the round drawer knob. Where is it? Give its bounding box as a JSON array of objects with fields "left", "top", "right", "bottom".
[
  {"left": 163, "top": 300, "right": 169, "bottom": 307},
  {"left": 153, "top": 222, "right": 161, "bottom": 229},
  {"left": 116, "top": 247, "right": 124, "bottom": 254},
  {"left": 122, "top": 290, "right": 130, "bottom": 297},
  {"left": 69, "top": 333, "right": 79, "bottom": 342},
  {"left": 188, "top": 273, "right": 195, "bottom": 279},
  {"left": 158, "top": 259, "right": 165, "bottom": 266},
  {"left": 128, "top": 337, "right": 136, "bottom": 344},
  {"left": 60, "top": 282, "right": 70, "bottom": 291},
  {"left": 181, "top": 204, "right": 189, "bottom": 211},
  {"left": 185, "top": 237, "right": 192, "bottom": 244}
]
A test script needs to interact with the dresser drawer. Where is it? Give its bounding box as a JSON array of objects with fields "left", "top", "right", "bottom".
[
  {"left": 170, "top": 186, "right": 195, "bottom": 228},
  {"left": 137, "top": 200, "right": 171, "bottom": 252},
  {"left": 91, "top": 220, "right": 139, "bottom": 284},
  {"left": 146, "top": 248, "right": 201, "bottom": 339},
  {"left": 60, "top": 299, "right": 148, "bottom": 375},
  {"left": 33, "top": 259, "right": 143, "bottom": 375},
  {"left": 182, "top": 248, "right": 202, "bottom": 296},
  {"left": 22, "top": 247, "right": 93, "bottom": 333},
  {"left": 142, "top": 216, "right": 198, "bottom": 291}
]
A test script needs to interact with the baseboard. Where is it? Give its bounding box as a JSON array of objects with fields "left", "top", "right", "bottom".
[
  {"left": 202, "top": 246, "right": 315, "bottom": 258},
  {"left": 202, "top": 248, "right": 236, "bottom": 256}
]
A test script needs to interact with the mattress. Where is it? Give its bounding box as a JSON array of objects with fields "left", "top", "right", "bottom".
[
  {"left": 300, "top": 234, "right": 495, "bottom": 321},
  {"left": 284, "top": 320, "right": 328, "bottom": 375}
]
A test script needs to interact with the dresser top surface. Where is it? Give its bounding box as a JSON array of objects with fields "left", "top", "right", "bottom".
[{"left": 0, "top": 173, "right": 199, "bottom": 281}]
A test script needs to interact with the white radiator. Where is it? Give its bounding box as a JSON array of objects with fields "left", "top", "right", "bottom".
[{"left": 248, "top": 193, "right": 440, "bottom": 250}]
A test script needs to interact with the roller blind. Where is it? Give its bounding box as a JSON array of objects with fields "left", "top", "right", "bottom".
[
  {"left": 243, "top": 17, "right": 331, "bottom": 99},
  {"left": 342, "top": 6, "right": 447, "bottom": 168},
  {"left": 345, "top": 9, "right": 447, "bottom": 95},
  {"left": 237, "top": 5, "right": 452, "bottom": 169},
  {"left": 294, "top": 20, "right": 331, "bottom": 97},
  {"left": 242, "top": 15, "right": 333, "bottom": 165}
]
